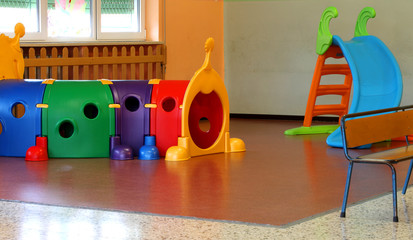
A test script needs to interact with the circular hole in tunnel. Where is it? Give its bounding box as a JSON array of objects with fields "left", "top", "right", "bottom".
[
  {"left": 199, "top": 117, "right": 211, "bottom": 133},
  {"left": 125, "top": 96, "right": 140, "bottom": 112},
  {"left": 11, "top": 103, "right": 25, "bottom": 118},
  {"left": 84, "top": 103, "right": 99, "bottom": 119},
  {"left": 162, "top": 97, "right": 176, "bottom": 112},
  {"left": 59, "top": 121, "right": 74, "bottom": 138}
]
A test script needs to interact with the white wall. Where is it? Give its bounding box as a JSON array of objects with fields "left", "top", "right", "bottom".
[{"left": 224, "top": 0, "right": 413, "bottom": 115}]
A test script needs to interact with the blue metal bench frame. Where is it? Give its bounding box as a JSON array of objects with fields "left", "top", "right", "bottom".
[{"left": 340, "top": 105, "right": 413, "bottom": 222}]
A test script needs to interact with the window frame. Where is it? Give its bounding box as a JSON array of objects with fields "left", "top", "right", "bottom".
[
  {"left": 2, "top": 0, "right": 146, "bottom": 42},
  {"left": 96, "top": 0, "right": 145, "bottom": 41}
]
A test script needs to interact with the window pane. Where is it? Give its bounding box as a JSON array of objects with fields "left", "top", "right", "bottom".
[
  {"left": 0, "top": 0, "right": 39, "bottom": 33},
  {"left": 100, "top": 0, "right": 139, "bottom": 32},
  {"left": 48, "top": 0, "right": 91, "bottom": 37}
]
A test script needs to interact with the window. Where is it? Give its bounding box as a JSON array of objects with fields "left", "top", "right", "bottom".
[{"left": 0, "top": 0, "right": 145, "bottom": 41}]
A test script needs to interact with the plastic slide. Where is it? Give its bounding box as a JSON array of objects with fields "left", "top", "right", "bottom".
[{"left": 326, "top": 35, "right": 403, "bottom": 147}]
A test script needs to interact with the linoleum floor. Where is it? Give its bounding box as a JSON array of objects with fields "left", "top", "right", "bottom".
[{"left": 0, "top": 118, "right": 411, "bottom": 230}]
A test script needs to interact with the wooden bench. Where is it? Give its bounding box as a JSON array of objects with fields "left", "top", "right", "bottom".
[{"left": 340, "top": 105, "right": 413, "bottom": 222}]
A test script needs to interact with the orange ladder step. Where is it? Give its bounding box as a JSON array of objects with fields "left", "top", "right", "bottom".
[
  {"left": 317, "top": 85, "right": 351, "bottom": 96},
  {"left": 320, "top": 64, "right": 351, "bottom": 75},
  {"left": 303, "top": 45, "right": 353, "bottom": 127},
  {"left": 312, "top": 104, "right": 348, "bottom": 116}
]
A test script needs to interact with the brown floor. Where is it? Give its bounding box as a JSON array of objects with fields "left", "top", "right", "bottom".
[{"left": 0, "top": 118, "right": 410, "bottom": 226}]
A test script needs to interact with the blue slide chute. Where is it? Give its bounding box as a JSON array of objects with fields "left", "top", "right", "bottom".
[{"left": 326, "top": 35, "right": 403, "bottom": 148}]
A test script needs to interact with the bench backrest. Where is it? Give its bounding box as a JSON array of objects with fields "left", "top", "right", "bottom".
[{"left": 344, "top": 109, "right": 413, "bottom": 148}]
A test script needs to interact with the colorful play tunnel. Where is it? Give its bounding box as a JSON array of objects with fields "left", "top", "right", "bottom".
[
  {"left": 149, "top": 80, "right": 189, "bottom": 156},
  {"left": 109, "top": 80, "right": 152, "bottom": 159},
  {"left": 165, "top": 38, "right": 246, "bottom": 161},
  {"left": 0, "top": 38, "right": 245, "bottom": 161},
  {"left": 0, "top": 79, "right": 45, "bottom": 157},
  {"left": 41, "top": 80, "right": 115, "bottom": 158}
]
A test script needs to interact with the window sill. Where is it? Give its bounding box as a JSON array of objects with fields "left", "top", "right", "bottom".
[{"left": 21, "top": 40, "right": 164, "bottom": 47}]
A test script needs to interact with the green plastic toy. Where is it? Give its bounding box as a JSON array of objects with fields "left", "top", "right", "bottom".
[
  {"left": 354, "top": 7, "right": 376, "bottom": 37},
  {"left": 316, "top": 6, "right": 338, "bottom": 55},
  {"left": 284, "top": 125, "right": 339, "bottom": 136},
  {"left": 42, "top": 80, "right": 115, "bottom": 158}
]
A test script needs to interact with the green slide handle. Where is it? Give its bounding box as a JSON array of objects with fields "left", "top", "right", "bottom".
[
  {"left": 316, "top": 7, "right": 338, "bottom": 55},
  {"left": 354, "top": 7, "right": 376, "bottom": 37}
]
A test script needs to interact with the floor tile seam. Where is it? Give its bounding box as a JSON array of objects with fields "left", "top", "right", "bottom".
[
  {"left": 0, "top": 198, "right": 285, "bottom": 229},
  {"left": 279, "top": 189, "right": 403, "bottom": 228},
  {"left": 0, "top": 186, "right": 408, "bottom": 230}
]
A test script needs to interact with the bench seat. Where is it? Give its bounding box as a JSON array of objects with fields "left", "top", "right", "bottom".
[{"left": 356, "top": 145, "right": 413, "bottom": 163}]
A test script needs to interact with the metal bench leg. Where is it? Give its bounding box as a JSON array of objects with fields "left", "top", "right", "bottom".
[
  {"left": 341, "top": 162, "right": 353, "bottom": 218},
  {"left": 389, "top": 164, "right": 399, "bottom": 222},
  {"left": 402, "top": 160, "right": 413, "bottom": 195}
]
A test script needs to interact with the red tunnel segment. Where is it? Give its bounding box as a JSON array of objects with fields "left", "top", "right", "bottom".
[{"left": 150, "top": 80, "right": 189, "bottom": 156}]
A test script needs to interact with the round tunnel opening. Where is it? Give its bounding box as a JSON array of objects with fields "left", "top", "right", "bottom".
[
  {"left": 11, "top": 103, "right": 25, "bottom": 119},
  {"left": 199, "top": 117, "right": 211, "bottom": 133},
  {"left": 188, "top": 91, "right": 223, "bottom": 149},
  {"left": 84, "top": 103, "right": 99, "bottom": 119},
  {"left": 125, "top": 96, "right": 140, "bottom": 112},
  {"left": 59, "top": 121, "right": 75, "bottom": 138},
  {"left": 162, "top": 97, "right": 176, "bottom": 112}
]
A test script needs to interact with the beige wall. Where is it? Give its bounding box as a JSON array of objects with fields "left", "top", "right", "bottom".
[
  {"left": 146, "top": 0, "right": 224, "bottom": 81},
  {"left": 224, "top": 0, "right": 413, "bottom": 115},
  {"left": 145, "top": 0, "right": 164, "bottom": 42},
  {"left": 164, "top": 0, "right": 224, "bottom": 80}
]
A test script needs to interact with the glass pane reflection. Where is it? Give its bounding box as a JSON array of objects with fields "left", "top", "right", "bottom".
[{"left": 48, "top": 0, "right": 91, "bottom": 37}]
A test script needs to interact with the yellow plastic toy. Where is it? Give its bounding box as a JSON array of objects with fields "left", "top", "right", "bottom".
[
  {"left": 0, "top": 23, "right": 25, "bottom": 80},
  {"left": 165, "top": 38, "right": 245, "bottom": 161}
]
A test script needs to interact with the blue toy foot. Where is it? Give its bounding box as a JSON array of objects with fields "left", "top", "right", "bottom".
[{"left": 138, "top": 136, "right": 159, "bottom": 160}]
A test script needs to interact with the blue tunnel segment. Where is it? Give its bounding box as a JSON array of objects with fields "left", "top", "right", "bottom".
[{"left": 0, "top": 79, "right": 46, "bottom": 157}]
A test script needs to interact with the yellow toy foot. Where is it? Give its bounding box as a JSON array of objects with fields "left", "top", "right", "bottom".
[
  {"left": 230, "top": 138, "right": 246, "bottom": 152},
  {"left": 165, "top": 146, "right": 191, "bottom": 161}
]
